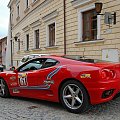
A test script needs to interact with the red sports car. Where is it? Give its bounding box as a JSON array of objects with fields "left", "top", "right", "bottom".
[{"left": 0, "top": 55, "right": 120, "bottom": 113}]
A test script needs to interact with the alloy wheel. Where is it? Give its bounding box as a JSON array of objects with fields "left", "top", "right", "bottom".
[
  {"left": 0, "top": 79, "right": 5, "bottom": 96},
  {"left": 63, "top": 84, "right": 83, "bottom": 110}
]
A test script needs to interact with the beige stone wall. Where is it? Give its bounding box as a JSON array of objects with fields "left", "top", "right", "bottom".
[
  {"left": 65, "top": 0, "right": 120, "bottom": 60},
  {"left": 10, "top": 0, "right": 65, "bottom": 66},
  {"left": 101, "top": 0, "right": 120, "bottom": 51},
  {"left": 9, "top": 0, "right": 120, "bottom": 66}
]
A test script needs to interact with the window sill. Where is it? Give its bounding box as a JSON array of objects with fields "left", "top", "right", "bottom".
[
  {"left": 31, "top": 48, "right": 42, "bottom": 51},
  {"left": 24, "top": 7, "right": 30, "bottom": 13},
  {"left": 24, "top": 50, "right": 30, "bottom": 53},
  {"left": 45, "top": 46, "right": 59, "bottom": 49},
  {"left": 74, "top": 39, "right": 104, "bottom": 45},
  {"left": 17, "top": 50, "right": 21, "bottom": 54},
  {"left": 16, "top": 16, "right": 20, "bottom": 21},
  {"left": 31, "top": 0, "right": 39, "bottom": 7},
  {"left": 71, "top": 0, "right": 91, "bottom": 8}
]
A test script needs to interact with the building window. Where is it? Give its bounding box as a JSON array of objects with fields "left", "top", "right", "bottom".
[
  {"left": 12, "top": 14, "right": 13, "bottom": 23},
  {"left": 10, "top": 13, "right": 13, "bottom": 24},
  {"left": 78, "top": 5, "right": 101, "bottom": 42},
  {"left": 12, "top": 41, "right": 14, "bottom": 54},
  {"left": 18, "top": 39, "right": 20, "bottom": 51},
  {"left": 32, "top": 0, "right": 37, "bottom": 3},
  {"left": 48, "top": 23, "right": 55, "bottom": 46},
  {"left": 35, "top": 29, "right": 39, "bottom": 49},
  {"left": 83, "top": 9, "right": 97, "bottom": 41},
  {"left": 26, "top": 34, "right": 29, "bottom": 51},
  {"left": 25, "top": 0, "right": 29, "bottom": 8},
  {"left": 17, "top": 5, "right": 20, "bottom": 17}
]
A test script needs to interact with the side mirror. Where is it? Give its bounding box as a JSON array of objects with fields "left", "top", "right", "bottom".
[
  {"left": 10, "top": 66, "right": 15, "bottom": 71},
  {"left": 13, "top": 69, "right": 18, "bottom": 73}
]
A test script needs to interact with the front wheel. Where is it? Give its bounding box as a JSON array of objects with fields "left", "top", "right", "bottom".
[
  {"left": 60, "top": 80, "right": 90, "bottom": 114},
  {"left": 0, "top": 79, "right": 10, "bottom": 98}
]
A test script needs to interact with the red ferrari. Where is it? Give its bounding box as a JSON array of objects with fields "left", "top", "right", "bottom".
[{"left": 0, "top": 55, "right": 120, "bottom": 113}]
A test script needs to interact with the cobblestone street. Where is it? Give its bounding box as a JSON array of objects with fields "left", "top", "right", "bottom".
[{"left": 0, "top": 96, "right": 120, "bottom": 120}]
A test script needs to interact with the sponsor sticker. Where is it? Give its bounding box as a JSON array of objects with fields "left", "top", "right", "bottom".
[
  {"left": 44, "top": 80, "right": 54, "bottom": 84},
  {"left": 10, "top": 82, "right": 17, "bottom": 86},
  {"left": 80, "top": 74, "right": 91, "bottom": 78},
  {"left": 10, "top": 76, "right": 16, "bottom": 81},
  {"left": 13, "top": 89, "right": 20, "bottom": 93}
]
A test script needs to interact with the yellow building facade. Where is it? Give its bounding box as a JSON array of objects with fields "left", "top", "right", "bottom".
[{"left": 8, "top": 0, "right": 120, "bottom": 67}]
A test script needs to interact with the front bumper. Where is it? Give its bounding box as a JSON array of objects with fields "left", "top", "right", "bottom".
[{"left": 85, "top": 78, "right": 120, "bottom": 105}]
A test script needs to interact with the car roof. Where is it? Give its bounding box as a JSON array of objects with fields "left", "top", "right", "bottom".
[
  {"left": 22, "top": 54, "right": 49, "bottom": 57},
  {"left": 39, "top": 55, "right": 86, "bottom": 65}
]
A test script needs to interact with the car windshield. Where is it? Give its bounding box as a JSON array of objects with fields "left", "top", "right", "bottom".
[{"left": 62, "top": 55, "right": 114, "bottom": 63}]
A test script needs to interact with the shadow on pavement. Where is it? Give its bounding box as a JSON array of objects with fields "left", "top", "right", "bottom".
[
  {"left": 6, "top": 96, "right": 120, "bottom": 115},
  {"left": 11, "top": 96, "right": 64, "bottom": 110}
]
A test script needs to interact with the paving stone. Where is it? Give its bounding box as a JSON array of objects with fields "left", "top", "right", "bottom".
[{"left": 0, "top": 97, "right": 119, "bottom": 120}]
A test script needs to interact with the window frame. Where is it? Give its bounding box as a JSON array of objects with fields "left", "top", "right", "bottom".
[
  {"left": 48, "top": 23, "right": 55, "bottom": 47},
  {"left": 32, "top": 0, "right": 37, "bottom": 3},
  {"left": 18, "top": 39, "right": 20, "bottom": 51},
  {"left": 10, "top": 12, "right": 14, "bottom": 25},
  {"left": 16, "top": 4, "right": 20, "bottom": 17},
  {"left": 17, "top": 58, "right": 59, "bottom": 72},
  {"left": 34, "top": 29, "right": 40, "bottom": 49},
  {"left": 82, "top": 9, "right": 97, "bottom": 41},
  {"left": 12, "top": 41, "right": 14, "bottom": 54},
  {"left": 77, "top": 4, "right": 101, "bottom": 42},
  {"left": 25, "top": 0, "right": 29, "bottom": 8},
  {"left": 46, "top": 21, "right": 56, "bottom": 47},
  {"left": 18, "top": 59, "right": 44, "bottom": 72},
  {"left": 41, "top": 58, "right": 59, "bottom": 69},
  {"left": 26, "top": 34, "right": 29, "bottom": 51}
]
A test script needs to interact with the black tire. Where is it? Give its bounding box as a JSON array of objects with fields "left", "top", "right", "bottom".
[
  {"left": 60, "top": 80, "right": 90, "bottom": 114},
  {"left": 0, "top": 79, "right": 10, "bottom": 98}
]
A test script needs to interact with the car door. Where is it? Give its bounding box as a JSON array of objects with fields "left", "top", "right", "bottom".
[
  {"left": 14, "top": 58, "right": 59, "bottom": 98},
  {"left": 32, "top": 58, "right": 60, "bottom": 99},
  {"left": 15, "top": 58, "right": 45, "bottom": 97}
]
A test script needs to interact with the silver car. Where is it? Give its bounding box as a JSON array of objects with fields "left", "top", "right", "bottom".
[{"left": 18, "top": 54, "right": 49, "bottom": 66}]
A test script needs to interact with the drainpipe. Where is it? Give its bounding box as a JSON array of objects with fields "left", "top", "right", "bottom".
[
  {"left": 10, "top": 7, "right": 13, "bottom": 66},
  {"left": 10, "top": 40, "right": 13, "bottom": 66},
  {"left": 63, "top": 0, "right": 66, "bottom": 55}
]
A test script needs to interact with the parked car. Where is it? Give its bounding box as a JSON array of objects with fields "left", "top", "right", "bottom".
[
  {"left": 0, "top": 55, "right": 120, "bottom": 113},
  {"left": 0, "top": 65, "right": 4, "bottom": 72},
  {"left": 18, "top": 54, "right": 49, "bottom": 66}
]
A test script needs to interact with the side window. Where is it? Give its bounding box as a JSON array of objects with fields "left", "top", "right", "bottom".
[
  {"left": 41, "top": 59, "right": 58, "bottom": 68},
  {"left": 19, "top": 59, "right": 46, "bottom": 72}
]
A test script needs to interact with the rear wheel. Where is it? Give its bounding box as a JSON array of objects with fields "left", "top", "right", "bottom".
[
  {"left": 60, "top": 80, "right": 90, "bottom": 114},
  {"left": 0, "top": 79, "right": 10, "bottom": 98}
]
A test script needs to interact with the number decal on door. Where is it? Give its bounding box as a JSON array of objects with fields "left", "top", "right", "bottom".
[{"left": 18, "top": 73, "right": 28, "bottom": 86}]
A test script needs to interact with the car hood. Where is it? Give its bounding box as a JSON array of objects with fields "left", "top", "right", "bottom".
[{"left": 0, "top": 71, "right": 14, "bottom": 75}]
